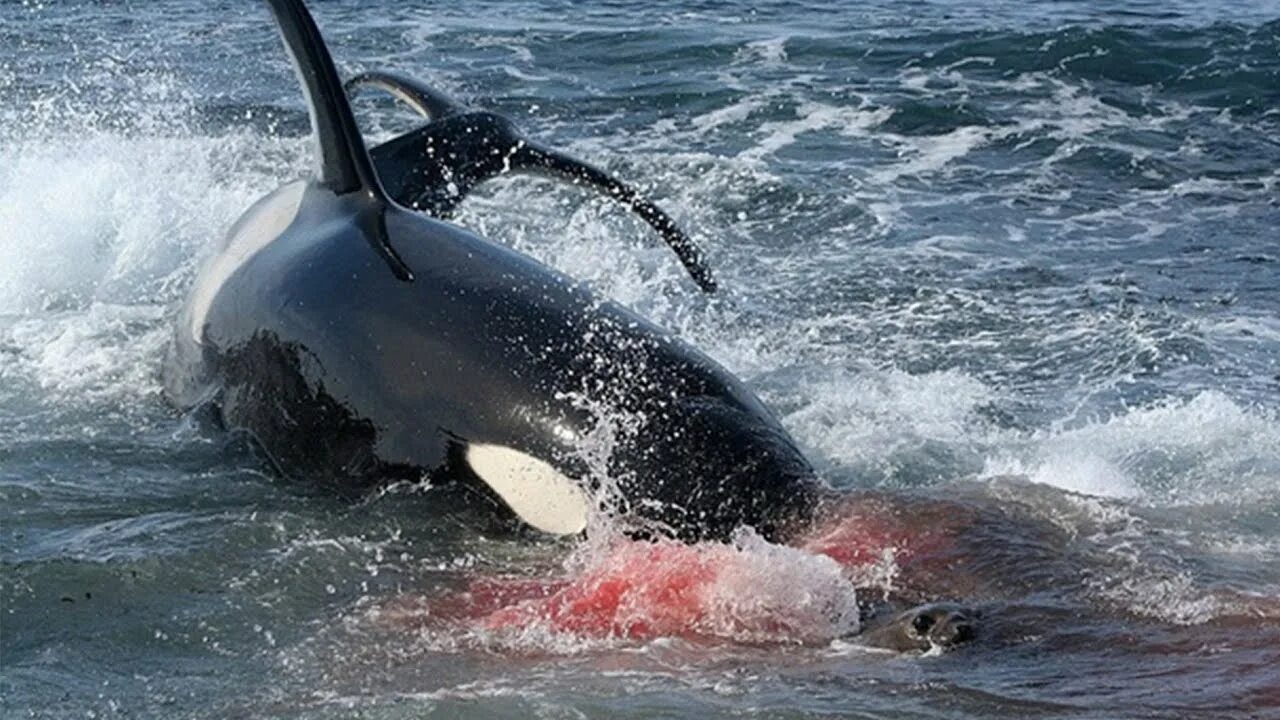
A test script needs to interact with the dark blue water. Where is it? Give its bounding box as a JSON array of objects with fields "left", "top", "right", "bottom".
[{"left": 2, "top": 1, "right": 1278, "bottom": 718}]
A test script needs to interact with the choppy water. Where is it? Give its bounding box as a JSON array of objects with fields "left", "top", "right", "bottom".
[{"left": 2, "top": 1, "right": 1279, "bottom": 718}]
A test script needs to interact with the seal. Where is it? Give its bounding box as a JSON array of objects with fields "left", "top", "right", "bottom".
[
  {"left": 163, "top": 0, "right": 819, "bottom": 542},
  {"left": 858, "top": 601, "right": 979, "bottom": 653}
]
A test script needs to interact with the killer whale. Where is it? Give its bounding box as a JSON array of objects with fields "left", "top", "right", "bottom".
[
  {"left": 164, "top": 0, "right": 819, "bottom": 541},
  {"left": 346, "top": 71, "right": 717, "bottom": 293}
]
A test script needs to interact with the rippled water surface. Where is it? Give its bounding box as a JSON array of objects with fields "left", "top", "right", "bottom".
[{"left": 2, "top": 1, "right": 1279, "bottom": 718}]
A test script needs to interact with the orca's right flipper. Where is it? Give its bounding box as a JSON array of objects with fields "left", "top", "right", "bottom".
[
  {"left": 512, "top": 141, "right": 717, "bottom": 294},
  {"left": 348, "top": 72, "right": 717, "bottom": 293}
]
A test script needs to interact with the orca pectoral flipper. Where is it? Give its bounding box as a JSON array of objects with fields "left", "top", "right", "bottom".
[
  {"left": 349, "top": 73, "right": 717, "bottom": 293},
  {"left": 363, "top": 112, "right": 524, "bottom": 218},
  {"left": 513, "top": 140, "right": 716, "bottom": 293}
]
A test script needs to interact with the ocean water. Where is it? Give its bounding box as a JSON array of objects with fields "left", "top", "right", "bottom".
[{"left": 2, "top": 1, "right": 1279, "bottom": 717}]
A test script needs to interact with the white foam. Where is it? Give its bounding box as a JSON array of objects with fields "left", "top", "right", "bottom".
[
  {"left": 0, "top": 131, "right": 281, "bottom": 312},
  {"left": 871, "top": 125, "right": 995, "bottom": 182},
  {"left": 4, "top": 303, "right": 169, "bottom": 400},
  {"left": 741, "top": 101, "right": 892, "bottom": 163},
  {"left": 689, "top": 96, "right": 768, "bottom": 134},
  {"left": 1094, "top": 567, "right": 1230, "bottom": 626},
  {"left": 983, "top": 392, "right": 1280, "bottom": 505},
  {"left": 984, "top": 452, "right": 1140, "bottom": 499},
  {"left": 784, "top": 367, "right": 994, "bottom": 473},
  {"left": 733, "top": 37, "right": 789, "bottom": 66},
  {"left": 0, "top": 99, "right": 303, "bottom": 405}
]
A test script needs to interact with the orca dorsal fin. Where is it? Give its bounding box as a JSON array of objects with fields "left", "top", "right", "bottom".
[
  {"left": 264, "top": 0, "right": 385, "bottom": 198},
  {"left": 264, "top": 0, "right": 413, "bottom": 281}
]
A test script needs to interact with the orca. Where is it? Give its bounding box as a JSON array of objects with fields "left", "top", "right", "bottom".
[
  {"left": 346, "top": 71, "right": 718, "bottom": 293},
  {"left": 164, "top": 0, "right": 819, "bottom": 542}
]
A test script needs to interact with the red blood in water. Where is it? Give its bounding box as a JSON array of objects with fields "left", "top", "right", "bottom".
[
  {"left": 800, "top": 508, "right": 915, "bottom": 567},
  {"left": 398, "top": 498, "right": 955, "bottom": 643},
  {"left": 798, "top": 497, "right": 954, "bottom": 570},
  {"left": 480, "top": 541, "right": 721, "bottom": 639}
]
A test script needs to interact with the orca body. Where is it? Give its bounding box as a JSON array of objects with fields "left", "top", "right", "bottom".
[{"left": 164, "top": 0, "right": 818, "bottom": 542}]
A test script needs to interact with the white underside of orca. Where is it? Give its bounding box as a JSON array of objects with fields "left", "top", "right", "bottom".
[{"left": 465, "top": 443, "right": 589, "bottom": 535}]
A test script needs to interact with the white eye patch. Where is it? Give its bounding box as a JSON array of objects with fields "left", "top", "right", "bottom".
[{"left": 465, "top": 443, "right": 589, "bottom": 536}]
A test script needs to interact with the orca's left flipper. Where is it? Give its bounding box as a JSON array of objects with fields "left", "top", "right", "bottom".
[
  {"left": 347, "top": 71, "right": 717, "bottom": 294},
  {"left": 346, "top": 71, "right": 464, "bottom": 121}
]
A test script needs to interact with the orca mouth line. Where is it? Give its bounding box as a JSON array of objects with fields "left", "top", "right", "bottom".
[{"left": 346, "top": 70, "right": 718, "bottom": 294}]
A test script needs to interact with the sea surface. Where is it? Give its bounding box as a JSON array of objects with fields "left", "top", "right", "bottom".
[{"left": 2, "top": 1, "right": 1279, "bottom": 718}]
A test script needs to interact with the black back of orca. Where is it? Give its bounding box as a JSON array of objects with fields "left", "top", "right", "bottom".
[{"left": 164, "top": 0, "right": 819, "bottom": 542}]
